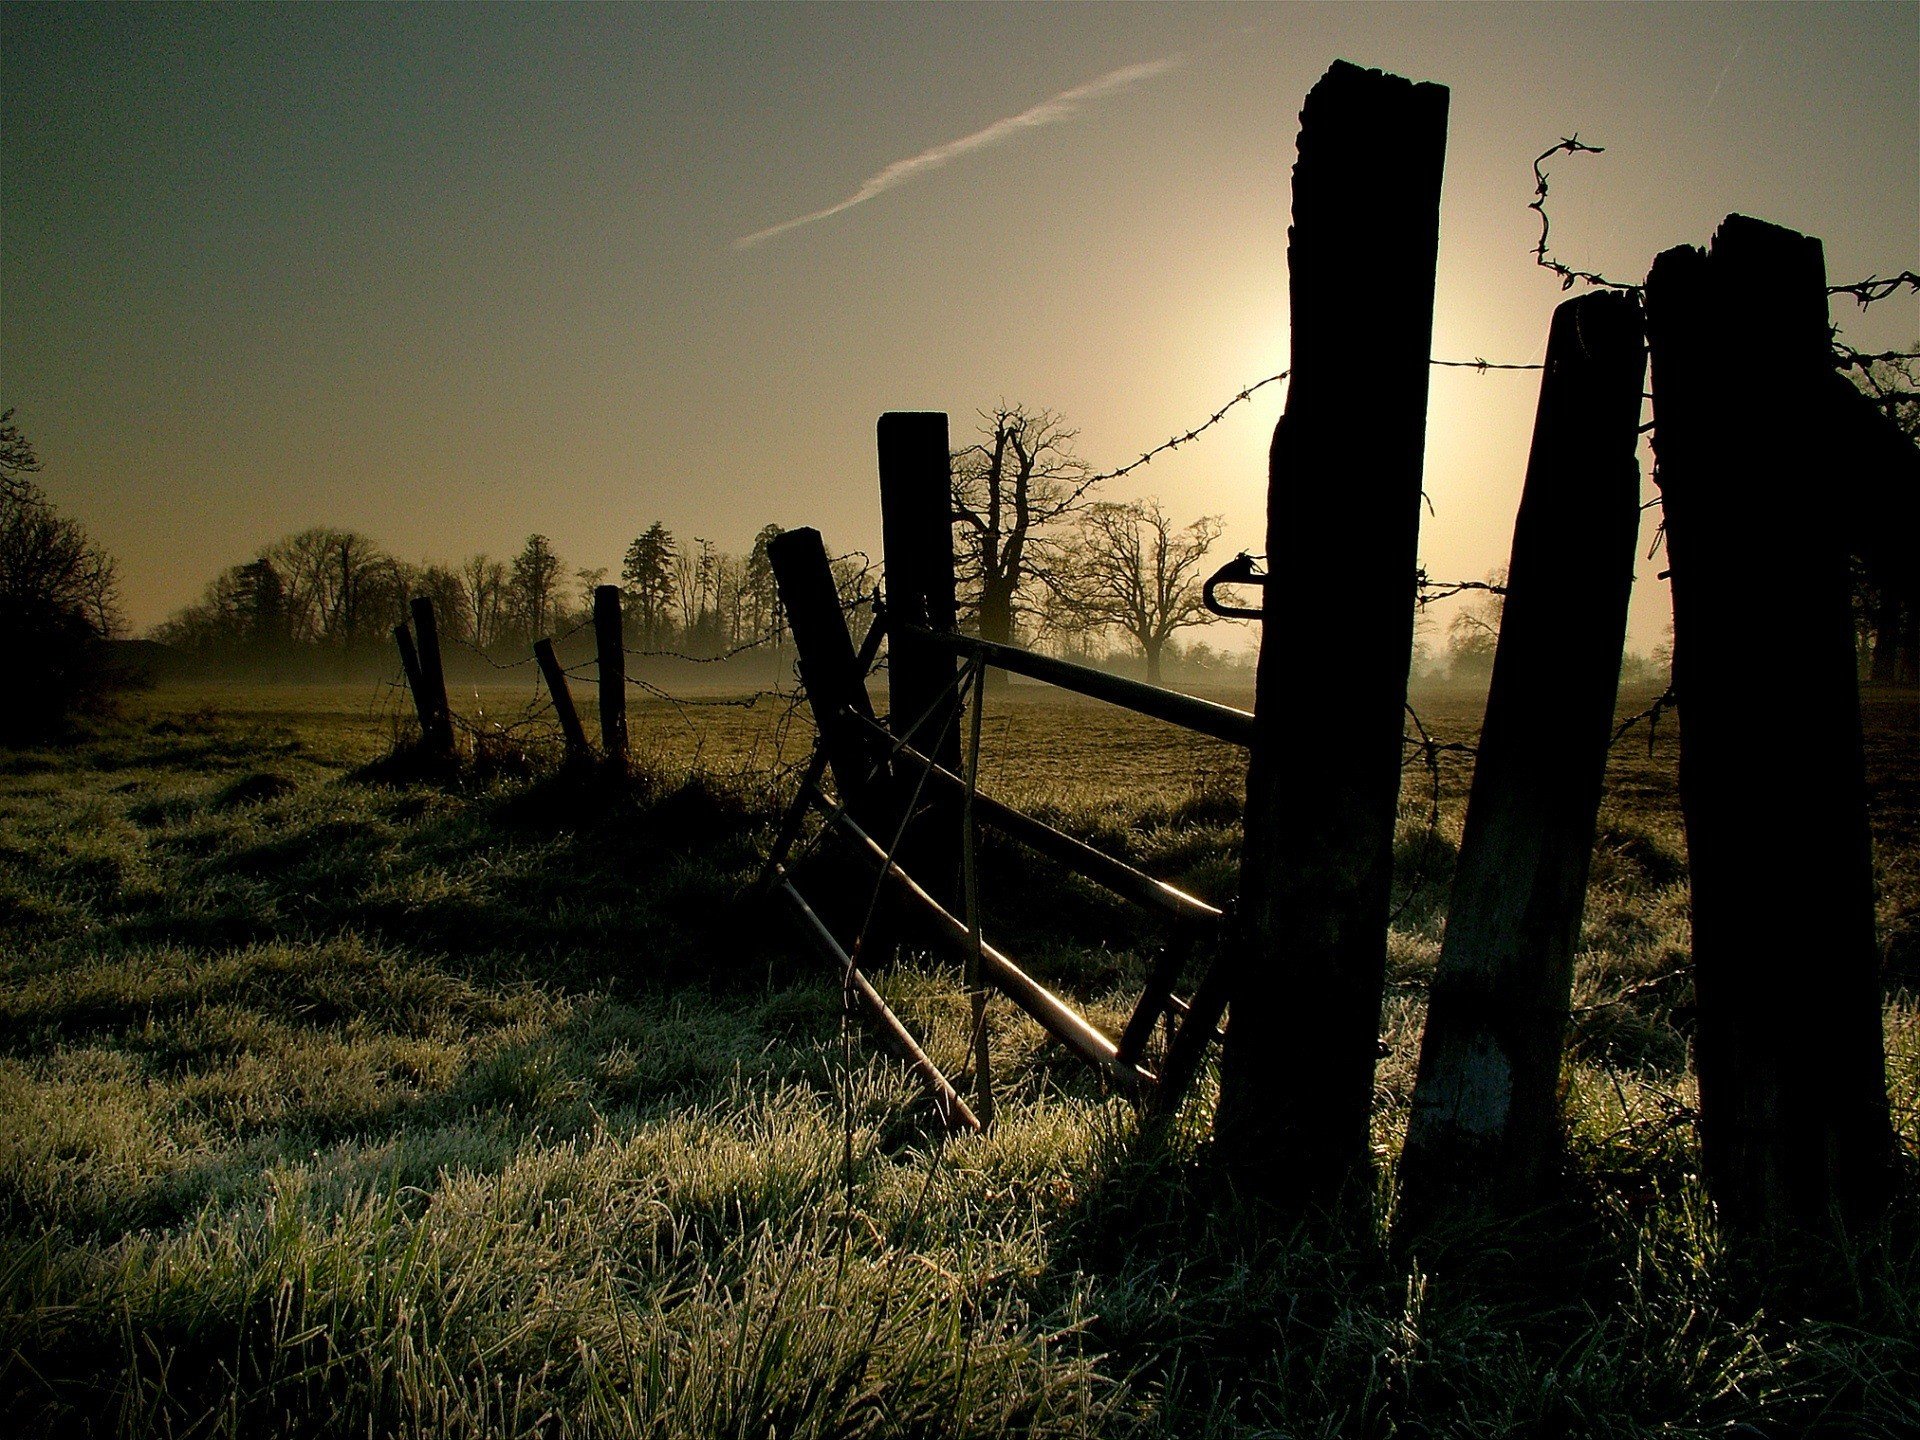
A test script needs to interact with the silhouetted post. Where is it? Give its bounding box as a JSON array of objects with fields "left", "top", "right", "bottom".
[
  {"left": 393, "top": 622, "right": 436, "bottom": 742},
  {"left": 533, "top": 637, "right": 591, "bottom": 762},
  {"left": 593, "top": 585, "right": 629, "bottom": 772},
  {"left": 1215, "top": 59, "right": 1449, "bottom": 1215},
  {"left": 1644, "top": 216, "right": 1891, "bottom": 1247},
  {"left": 878, "top": 411, "right": 963, "bottom": 906},
  {"left": 769, "top": 528, "right": 891, "bottom": 825},
  {"left": 1397, "top": 291, "right": 1647, "bottom": 1234},
  {"left": 408, "top": 597, "right": 455, "bottom": 758}
]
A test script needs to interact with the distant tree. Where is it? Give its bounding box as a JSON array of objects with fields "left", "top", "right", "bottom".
[
  {"left": 831, "top": 551, "right": 878, "bottom": 650},
  {"left": 572, "top": 566, "right": 608, "bottom": 630},
  {"left": 1, "top": 407, "right": 44, "bottom": 506},
  {"left": 1045, "top": 499, "right": 1223, "bottom": 684},
  {"left": 459, "top": 554, "right": 510, "bottom": 651},
  {"left": 157, "top": 555, "right": 296, "bottom": 660},
  {"left": 1443, "top": 568, "right": 1506, "bottom": 682},
  {"left": 265, "top": 527, "right": 395, "bottom": 648},
  {"left": 414, "top": 562, "right": 471, "bottom": 647},
  {"left": 0, "top": 410, "right": 124, "bottom": 740},
  {"left": 1849, "top": 355, "right": 1919, "bottom": 683},
  {"left": 950, "top": 405, "right": 1099, "bottom": 653},
  {"left": 672, "top": 537, "right": 724, "bottom": 653},
  {"left": 621, "top": 523, "right": 677, "bottom": 647},
  {"left": 744, "top": 523, "right": 784, "bottom": 647},
  {"left": 672, "top": 547, "right": 700, "bottom": 648},
  {"left": 506, "top": 533, "right": 564, "bottom": 642}
]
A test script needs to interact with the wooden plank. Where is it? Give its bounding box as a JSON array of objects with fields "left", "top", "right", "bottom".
[
  {"left": 593, "top": 584, "right": 629, "bottom": 771},
  {"left": 1216, "top": 60, "right": 1450, "bottom": 1212},
  {"left": 770, "top": 528, "right": 892, "bottom": 827},
  {"left": 408, "top": 596, "right": 456, "bottom": 757},
  {"left": 1398, "top": 290, "right": 1648, "bottom": 1230},
  {"left": 532, "top": 637, "right": 591, "bottom": 759},
  {"left": 879, "top": 412, "right": 964, "bottom": 908}
]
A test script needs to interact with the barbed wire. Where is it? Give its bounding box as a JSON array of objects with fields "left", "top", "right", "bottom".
[
  {"left": 452, "top": 616, "right": 590, "bottom": 671},
  {"left": 1529, "top": 133, "right": 1919, "bottom": 370},
  {"left": 1609, "top": 685, "right": 1678, "bottom": 757},
  {"left": 1081, "top": 372, "right": 1293, "bottom": 485},
  {"left": 1829, "top": 271, "right": 1920, "bottom": 310},
  {"left": 1530, "top": 136, "right": 1640, "bottom": 295},
  {"left": 1415, "top": 570, "right": 1508, "bottom": 608},
  {"left": 1083, "top": 353, "right": 1552, "bottom": 491},
  {"left": 622, "top": 632, "right": 783, "bottom": 665}
]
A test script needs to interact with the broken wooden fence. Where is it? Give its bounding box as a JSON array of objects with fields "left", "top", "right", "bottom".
[{"left": 762, "top": 498, "right": 1244, "bottom": 1132}]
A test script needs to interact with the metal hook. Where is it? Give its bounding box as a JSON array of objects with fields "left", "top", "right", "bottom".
[{"left": 1202, "top": 551, "right": 1268, "bottom": 619}]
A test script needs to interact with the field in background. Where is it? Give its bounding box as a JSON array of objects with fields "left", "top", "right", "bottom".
[{"left": 1, "top": 678, "right": 1916, "bottom": 1437}]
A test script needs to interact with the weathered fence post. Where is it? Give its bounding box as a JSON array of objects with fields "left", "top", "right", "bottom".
[
  {"left": 1643, "top": 216, "right": 1892, "bottom": 1246},
  {"left": 408, "top": 596, "right": 455, "bottom": 758},
  {"left": 769, "top": 528, "right": 891, "bottom": 825},
  {"left": 533, "top": 637, "right": 591, "bottom": 761},
  {"left": 878, "top": 411, "right": 963, "bottom": 905},
  {"left": 1215, "top": 59, "right": 1449, "bottom": 1214},
  {"left": 593, "top": 584, "right": 629, "bottom": 772},
  {"left": 393, "top": 622, "right": 436, "bottom": 742},
  {"left": 1396, "top": 291, "right": 1647, "bottom": 1234}
]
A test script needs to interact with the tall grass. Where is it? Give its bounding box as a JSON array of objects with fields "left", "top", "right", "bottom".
[{"left": 1, "top": 689, "right": 1916, "bottom": 1436}]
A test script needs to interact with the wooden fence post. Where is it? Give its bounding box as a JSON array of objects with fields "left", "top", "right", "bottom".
[
  {"left": 1215, "top": 60, "right": 1449, "bottom": 1214},
  {"left": 408, "top": 597, "right": 455, "bottom": 758},
  {"left": 593, "top": 584, "right": 629, "bottom": 772},
  {"left": 1396, "top": 291, "right": 1647, "bottom": 1233},
  {"left": 769, "top": 528, "right": 891, "bottom": 826},
  {"left": 878, "top": 411, "right": 963, "bottom": 906},
  {"left": 393, "top": 622, "right": 436, "bottom": 742},
  {"left": 533, "top": 637, "right": 591, "bottom": 761},
  {"left": 1644, "top": 215, "right": 1892, "bottom": 1246}
]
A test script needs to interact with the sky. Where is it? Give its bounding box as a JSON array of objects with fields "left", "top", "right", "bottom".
[{"left": 3, "top": 1, "right": 1915, "bottom": 655}]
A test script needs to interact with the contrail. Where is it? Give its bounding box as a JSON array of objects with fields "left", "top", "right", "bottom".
[{"left": 733, "top": 56, "right": 1181, "bottom": 250}]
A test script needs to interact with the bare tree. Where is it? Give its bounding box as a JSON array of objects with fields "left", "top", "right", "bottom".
[
  {"left": 264, "top": 528, "right": 393, "bottom": 648},
  {"left": 506, "top": 533, "right": 564, "bottom": 642},
  {"left": 950, "top": 405, "right": 1099, "bottom": 653},
  {"left": 1046, "top": 499, "right": 1223, "bottom": 684},
  {"left": 0, "top": 411, "right": 124, "bottom": 738},
  {"left": 1, "top": 409, "right": 44, "bottom": 507},
  {"left": 459, "top": 554, "right": 510, "bottom": 650},
  {"left": 1443, "top": 567, "right": 1506, "bottom": 683}
]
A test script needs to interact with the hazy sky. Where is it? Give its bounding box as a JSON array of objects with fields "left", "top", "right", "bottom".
[{"left": 3, "top": 2, "right": 1915, "bottom": 653}]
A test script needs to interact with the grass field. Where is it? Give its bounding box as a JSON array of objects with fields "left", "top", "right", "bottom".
[{"left": 2, "top": 675, "right": 1916, "bottom": 1437}]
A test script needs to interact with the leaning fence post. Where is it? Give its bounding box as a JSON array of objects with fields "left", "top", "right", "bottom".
[
  {"left": 1644, "top": 216, "right": 1892, "bottom": 1248},
  {"left": 533, "top": 637, "right": 591, "bottom": 761},
  {"left": 593, "top": 584, "right": 629, "bottom": 772},
  {"left": 1214, "top": 59, "right": 1449, "bottom": 1214},
  {"left": 408, "top": 596, "right": 455, "bottom": 758},
  {"left": 393, "top": 622, "right": 435, "bottom": 742},
  {"left": 878, "top": 410, "right": 963, "bottom": 906},
  {"left": 768, "top": 528, "right": 891, "bottom": 826},
  {"left": 1396, "top": 291, "right": 1647, "bottom": 1235}
]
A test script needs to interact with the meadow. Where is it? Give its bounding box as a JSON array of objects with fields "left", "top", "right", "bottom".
[{"left": 1, "top": 672, "right": 1916, "bottom": 1438}]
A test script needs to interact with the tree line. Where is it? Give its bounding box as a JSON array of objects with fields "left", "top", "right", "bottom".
[
  {"left": 150, "top": 404, "right": 1244, "bottom": 684},
  {"left": 154, "top": 523, "right": 797, "bottom": 670},
  {"left": 52, "top": 377, "right": 1914, "bottom": 699}
]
